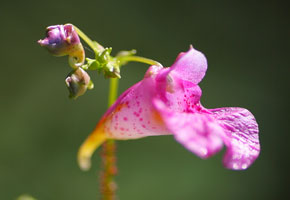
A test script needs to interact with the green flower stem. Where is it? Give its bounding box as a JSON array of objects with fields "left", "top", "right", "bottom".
[
  {"left": 100, "top": 77, "right": 119, "bottom": 200},
  {"left": 108, "top": 78, "right": 119, "bottom": 107},
  {"left": 73, "top": 25, "right": 104, "bottom": 54},
  {"left": 118, "top": 55, "right": 162, "bottom": 67}
]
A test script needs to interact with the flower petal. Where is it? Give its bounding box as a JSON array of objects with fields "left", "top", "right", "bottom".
[
  {"left": 170, "top": 46, "right": 207, "bottom": 84},
  {"left": 153, "top": 99, "right": 225, "bottom": 158},
  {"left": 209, "top": 107, "right": 260, "bottom": 170},
  {"left": 100, "top": 74, "right": 170, "bottom": 140},
  {"left": 155, "top": 69, "right": 202, "bottom": 113}
]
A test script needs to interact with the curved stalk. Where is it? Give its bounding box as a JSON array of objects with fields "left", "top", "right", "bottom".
[
  {"left": 73, "top": 25, "right": 104, "bottom": 54},
  {"left": 118, "top": 55, "right": 162, "bottom": 67}
]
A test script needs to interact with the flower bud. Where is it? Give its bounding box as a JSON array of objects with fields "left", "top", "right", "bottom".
[
  {"left": 65, "top": 68, "right": 93, "bottom": 99},
  {"left": 38, "top": 24, "right": 85, "bottom": 68}
]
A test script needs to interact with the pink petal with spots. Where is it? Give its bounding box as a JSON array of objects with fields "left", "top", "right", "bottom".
[
  {"left": 170, "top": 46, "right": 207, "bottom": 84},
  {"left": 154, "top": 68, "right": 202, "bottom": 113},
  {"left": 209, "top": 107, "right": 260, "bottom": 170},
  {"left": 99, "top": 67, "right": 171, "bottom": 140},
  {"left": 153, "top": 99, "right": 225, "bottom": 158}
]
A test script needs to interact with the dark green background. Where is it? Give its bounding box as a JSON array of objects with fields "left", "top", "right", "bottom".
[{"left": 0, "top": 0, "right": 289, "bottom": 199}]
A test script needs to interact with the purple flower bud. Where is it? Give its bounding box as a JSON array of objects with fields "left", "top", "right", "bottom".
[
  {"left": 65, "top": 67, "right": 93, "bottom": 99},
  {"left": 38, "top": 24, "right": 85, "bottom": 68}
]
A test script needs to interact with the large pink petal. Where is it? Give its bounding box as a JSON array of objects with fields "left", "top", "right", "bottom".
[
  {"left": 170, "top": 46, "right": 207, "bottom": 84},
  {"left": 99, "top": 70, "right": 170, "bottom": 140},
  {"left": 209, "top": 107, "right": 260, "bottom": 170},
  {"left": 153, "top": 99, "right": 225, "bottom": 159}
]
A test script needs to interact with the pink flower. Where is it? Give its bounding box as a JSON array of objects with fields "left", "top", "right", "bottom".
[{"left": 78, "top": 46, "right": 260, "bottom": 171}]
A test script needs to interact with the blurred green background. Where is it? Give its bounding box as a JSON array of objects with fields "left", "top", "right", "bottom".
[{"left": 0, "top": 0, "right": 289, "bottom": 199}]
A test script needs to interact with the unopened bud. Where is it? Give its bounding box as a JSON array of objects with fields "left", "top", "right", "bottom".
[
  {"left": 38, "top": 24, "right": 85, "bottom": 68},
  {"left": 65, "top": 68, "right": 93, "bottom": 99}
]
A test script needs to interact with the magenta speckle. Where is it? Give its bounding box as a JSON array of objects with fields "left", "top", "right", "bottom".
[
  {"left": 123, "top": 117, "right": 128, "bottom": 121},
  {"left": 139, "top": 118, "right": 143, "bottom": 121},
  {"left": 125, "top": 101, "right": 130, "bottom": 108},
  {"left": 133, "top": 112, "right": 140, "bottom": 117}
]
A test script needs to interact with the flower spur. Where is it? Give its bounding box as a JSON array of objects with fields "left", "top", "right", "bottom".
[{"left": 78, "top": 46, "right": 260, "bottom": 171}]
